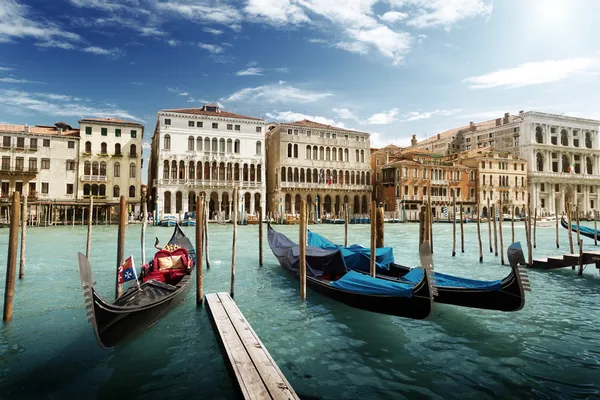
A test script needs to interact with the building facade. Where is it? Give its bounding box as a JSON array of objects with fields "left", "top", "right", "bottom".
[
  {"left": 379, "top": 149, "right": 476, "bottom": 220},
  {"left": 148, "top": 104, "right": 267, "bottom": 221},
  {"left": 413, "top": 111, "right": 600, "bottom": 215},
  {"left": 371, "top": 144, "right": 403, "bottom": 207},
  {"left": 78, "top": 117, "right": 144, "bottom": 214},
  {"left": 265, "top": 119, "right": 372, "bottom": 220},
  {"left": 455, "top": 149, "right": 528, "bottom": 217},
  {"left": 0, "top": 122, "right": 80, "bottom": 203}
]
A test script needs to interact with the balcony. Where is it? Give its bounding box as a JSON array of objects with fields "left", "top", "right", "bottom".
[
  {"left": 430, "top": 179, "right": 448, "bottom": 186},
  {"left": 158, "top": 179, "right": 264, "bottom": 189},
  {"left": 129, "top": 153, "right": 137, "bottom": 158},
  {"left": 81, "top": 175, "right": 108, "bottom": 182},
  {"left": 81, "top": 151, "right": 92, "bottom": 157},
  {"left": 112, "top": 152, "right": 123, "bottom": 158},
  {"left": 280, "top": 181, "right": 371, "bottom": 191},
  {"left": 0, "top": 166, "right": 38, "bottom": 175}
]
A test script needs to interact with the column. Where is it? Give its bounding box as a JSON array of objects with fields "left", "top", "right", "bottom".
[
  {"left": 560, "top": 186, "right": 565, "bottom": 213},
  {"left": 250, "top": 193, "right": 255, "bottom": 215},
  {"left": 228, "top": 200, "right": 232, "bottom": 220}
]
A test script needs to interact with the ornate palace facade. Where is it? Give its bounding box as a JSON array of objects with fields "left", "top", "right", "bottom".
[
  {"left": 265, "top": 120, "right": 372, "bottom": 219},
  {"left": 148, "top": 104, "right": 267, "bottom": 221}
]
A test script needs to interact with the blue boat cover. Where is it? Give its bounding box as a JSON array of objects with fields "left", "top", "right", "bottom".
[
  {"left": 401, "top": 268, "right": 502, "bottom": 290},
  {"left": 307, "top": 231, "right": 395, "bottom": 273},
  {"left": 330, "top": 270, "right": 413, "bottom": 297}
]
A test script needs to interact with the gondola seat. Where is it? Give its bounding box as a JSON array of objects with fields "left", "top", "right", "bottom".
[{"left": 143, "top": 248, "right": 190, "bottom": 285}]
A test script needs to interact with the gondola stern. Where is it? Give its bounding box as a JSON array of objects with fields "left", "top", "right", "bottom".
[
  {"left": 77, "top": 253, "right": 110, "bottom": 349},
  {"left": 507, "top": 242, "right": 530, "bottom": 311},
  {"left": 417, "top": 241, "right": 437, "bottom": 319}
]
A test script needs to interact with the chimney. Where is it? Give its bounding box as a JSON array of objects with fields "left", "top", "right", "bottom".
[
  {"left": 495, "top": 118, "right": 501, "bottom": 126},
  {"left": 519, "top": 110, "right": 524, "bottom": 115},
  {"left": 411, "top": 134, "right": 417, "bottom": 146},
  {"left": 503, "top": 112, "right": 510, "bottom": 124},
  {"left": 24, "top": 123, "right": 29, "bottom": 133},
  {"left": 470, "top": 121, "right": 476, "bottom": 131},
  {"left": 437, "top": 133, "right": 441, "bottom": 140}
]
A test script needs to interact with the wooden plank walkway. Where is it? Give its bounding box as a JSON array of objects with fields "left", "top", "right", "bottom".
[
  {"left": 531, "top": 250, "right": 600, "bottom": 270},
  {"left": 206, "top": 292, "right": 299, "bottom": 400}
]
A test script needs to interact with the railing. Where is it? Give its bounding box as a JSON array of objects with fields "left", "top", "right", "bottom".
[
  {"left": 129, "top": 153, "right": 137, "bottom": 158},
  {"left": 158, "top": 179, "right": 264, "bottom": 188},
  {"left": 0, "top": 166, "right": 38, "bottom": 173},
  {"left": 403, "top": 195, "right": 410, "bottom": 200},
  {"left": 430, "top": 180, "right": 448, "bottom": 185},
  {"left": 280, "top": 182, "right": 371, "bottom": 191},
  {"left": 81, "top": 175, "right": 108, "bottom": 182},
  {"left": 113, "top": 152, "right": 123, "bottom": 157}
]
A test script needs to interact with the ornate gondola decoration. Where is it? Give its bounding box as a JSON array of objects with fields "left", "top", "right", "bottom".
[{"left": 78, "top": 224, "right": 195, "bottom": 348}]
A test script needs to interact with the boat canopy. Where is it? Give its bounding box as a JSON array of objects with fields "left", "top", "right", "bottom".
[
  {"left": 401, "top": 267, "right": 501, "bottom": 290},
  {"left": 330, "top": 270, "right": 414, "bottom": 297},
  {"left": 307, "top": 231, "right": 395, "bottom": 273}
]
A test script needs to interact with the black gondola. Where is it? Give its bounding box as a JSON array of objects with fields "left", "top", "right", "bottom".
[
  {"left": 561, "top": 216, "right": 598, "bottom": 240},
  {"left": 78, "top": 224, "right": 195, "bottom": 348},
  {"left": 307, "top": 230, "right": 530, "bottom": 312},
  {"left": 267, "top": 224, "right": 435, "bottom": 320}
]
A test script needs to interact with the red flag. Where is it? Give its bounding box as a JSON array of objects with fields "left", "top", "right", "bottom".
[{"left": 328, "top": 177, "right": 332, "bottom": 185}]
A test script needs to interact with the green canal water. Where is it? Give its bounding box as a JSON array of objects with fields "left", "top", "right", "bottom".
[{"left": 1, "top": 222, "right": 599, "bottom": 399}]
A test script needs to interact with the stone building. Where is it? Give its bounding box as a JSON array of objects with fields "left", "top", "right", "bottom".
[
  {"left": 148, "top": 104, "right": 267, "bottom": 221},
  {"left": 78, "top": 117, "right": 144, "bottom": 214},
  {"left": 371, "top": 144, "right": 403, "bottom": 206},
  {"left": 454, "top": 148, "right": 528, "bottom": 217},
  {"left": 412, "top": 111, "right": 600, "bottom": 214},
  {"left": 0, "top": 122, "right": 80, "bottom": 203},
  {"left": 265, "top": 120, "right": 372, "bottom": 219},
  {"left": 379, "top": 149, "right": 476, "bottom": 220}
]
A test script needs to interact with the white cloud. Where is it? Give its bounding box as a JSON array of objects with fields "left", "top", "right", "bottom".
[
  {"left": 403, "top": 0, "right": 493, "bottom": 29},
  {"left": 0, "top": 67, "right": 12, "bottom": 71},
  {"left": 463, "top": 57, "right": 599, "bottom": 89},
  {"left": 0, "top": 77, "right": 44, "bottom": 84},
  {"left": 275, "top": 67, "right": 289, "bottom": 73},
  {"left": 0, "top": 89, "right": 144, "bottom": 122},
  {"left": 142, "top": 141, "right": 152, "bottom": 150},
  {"left": 68, "top": 0, "right": 134, "bottom": 13},
  {"left": 379, "top": 11, "right": 408, "bottom": 23},
  {"left": 346, "top": 26, "right": 412, "bottom": 65},
  {"left": 198, "top": 42, "right": 224, "bottom": 54},
  {"left": 224, "top": 83, "right": 333, "bottom": 104},
  {"left": 83, "top": 46, "right": 123, "bottom": 57},
  {"left": 0, "top": 0, "right": 81, "bottom": 44},
  {"left": 333, "top": 107, "right": 359, "bottom": 121},
  {"left": 203, "top": 27, "right": 223, "bottom": 35},
  {"left": 247, "top": 61, "right": 259, "bottom": 67},
  {"left": 155, "top": 2, "right": 243, "bottom": 25},
  {"left": 365, "top": 108, "right": 399, "bottom": 124},
  {"left": 266, "top": 111, "right": 344, "bottom": 127},
  {"left": 369, "top": 132, "right": 412, "bottom": 148},
  {"left": 308, "top": 38, "right": 328, "bottom": 44},
  {"left": 167, "top": 39, "right": 178, "bottom": 47},
  {"left": 245, "top": 0, "right": 310, "bottom": 26},
  {"left": 236, "top": 67, "right": 264, "bottom": 76},
  {"left": 34, "top": 40, "right": 76, "bottom": 50},
  {"left": 403, "top": 109, "right": 461, "bottom": 121},
  {"left": 335, "top": 41, "right": 369, "bottom": 55},
  {"left": 179, "top": 92, "right": 190, "bottom": 96},
  {"left": 278, "top": 80, "right": 286, "bottom": 85}
]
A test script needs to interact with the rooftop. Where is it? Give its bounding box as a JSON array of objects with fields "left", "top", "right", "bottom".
[
  {"left": 282, "top": 119, "right": 369, "bottom": 135},
  {"left": 162, "top": 105, "right": 263, "bottom": 121},
  {"left": 79, "top": 117, "right": 144, "bottom": 127},
  {"left": 0, "top": 123, "right": 80, "bottom": 138}
]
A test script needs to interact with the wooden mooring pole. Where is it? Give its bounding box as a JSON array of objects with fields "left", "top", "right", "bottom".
[
  {"left": 526, "top": 194, "right": 533, "bottom": 265},
  {"left": 566, "top": 201, "right": 574, "bottom": 254},
  {"left": 370, "top": 201, "right": 376, "bottom": 278},
  {"left": 115, "top": 196, "right": 126, "bottom": 299},
  {"left": 344, "top": 204, "right": 349, "bottom": 247},
  {"left": 19, "top": 192, "right": 27, "bottom": 279},
  {"left": 452, "top": 194, "right": 456, "bottom": 257},
  {"left": 258, "top": 206, "right": 263, "bottom": 267},
  {"left": 476, "top": 203, "right": 483, "bottom": 263},
  {"left": 578, "top": 239, "right": 584, "bottom": 276},
  {"left": 299, "top": 200, "right": 307, "bottom": 300},
  {"left": 499, "top": 199, "right": 505, "bottom": 265},
  {"left": 429, "top": 202, "right": 434, "bottom": 253},
  {"left": 376, "top": 206, "right": 384, "bottom": 248},
  {"left": 196, "top": 194, "right": 204, "bottom": 306},
  {"left": 512, "top": 205, "right": 515, "bottom": 244},
  {"left": 487, "top": 198, "right": 492, "bottom": 253},
  {"left": 86, "top": 196, "right": 93, "bottom": 258},
  {"left": 3, "top": 192, "right": 20, "bottom": 322},
  {"left": 575, "top": 203, "right": 581, "bottom": 251},
  {"left": 533, "top": 207, "right": 538, "bottom": 249},
  {"left": 556, "top": 209, "right": 560, "bottom": 249},
  {"left": 594, "top": 209, "right": 598, "bottom": 246},
  {"left": 460, "top": 202, "right": 464, "bottom": 253},
  {"left": 230, "top": 188, "right": 238, "bottom": 298},
  {"left": 141, "top": 190, "right": 147, "bottom": 266},
  {"left": 204, "top": 203, "right": 211, "bottom": 269},
  {"left": 492, "top": 204, "right": 498, "bottom": 257}
]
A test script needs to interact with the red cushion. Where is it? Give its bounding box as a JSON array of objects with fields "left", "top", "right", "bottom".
[{"left": 143, "top": 270, "right": 166, "bottom": 283}]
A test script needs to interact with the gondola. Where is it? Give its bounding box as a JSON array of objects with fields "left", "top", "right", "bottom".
[
  {"left": 78, "top": 224, "right": 195, "bottom": 348},
  {"left": 561, "top": 216, "right": 598, "bottom": 240},
  {"left": 307, "top": 230, "right": 530, "bottom": 312},
  {"left": 267, "top": 224, "right": 435, "bottom": 320}
]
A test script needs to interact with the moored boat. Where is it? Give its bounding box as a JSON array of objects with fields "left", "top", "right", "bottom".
[
  {"left": 561, "top": 216, "right": 599, "bottom": 239},
  {"left": 78, "top": 224, "right": 196, "bottom": 348},
  {"left": 307, "top": 230, "right": 530, "bottom": 312},
  {"left": 160, "top": 215, "right": 177, "bottom": 227},
  {"left": 267, "top": 224, "right": 435, "bottom": 320}
]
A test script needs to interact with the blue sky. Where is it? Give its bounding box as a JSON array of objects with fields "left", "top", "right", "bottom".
[{"left": 1, "top": 0, "right": 600, "bottom": 165}]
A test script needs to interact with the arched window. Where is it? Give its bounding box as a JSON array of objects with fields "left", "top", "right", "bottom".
[
  {"left": 587, "top": 157, "right": 593, "bottom": 174},
  {"left": 130, "top": 162, "right": 136, "bottom": 178},
  {"left": 536, "top": 153, "right": 544, "bottom": 171},
  {"left": 99, "top": 161, "right": 106, "bottom": 176},
  {"left": 101, "top": 142, "right": 107, "bottom": 154},
  {"left": 130, "top": 144, "right": 136, "bottom": 157},
  {"left": 332, "top": 147, "right": 337, "bottom": 161},
  {"left": 361, "top": 150, "right": 365, "bottom": 163},
  {"left": 92, "top": 161, "right": 99, "bottom": 175},
  {"left": 338, "top": 148, "right": 343, "bottom": 161},
  {"left": 163, "top": 160, "right": 169, "bottom": 179},
  {"left": 562, "top": 154, "right": 569, "bottom": 172},
  {"left": 114, "top": 162, "right": 120, "bottom": 177},
  {"left": 99, "top": 184, "right": 106, "bottom": 197},
  {"left": 84, "top": 161, "right": 91, "bottom": 175},
  {"left": 256, "top": 141, "right": 262, "bottom": 155},
  {"left": 171, "top": 160, "right": 177, "bottom": 180},
  {"left": 211, "top": 138, "right": 218, "bottom": 152},
  {"left": 561, "top": 129, "right": 568, "bottom": 146},
  {"left": 306, "top": 145, "right": 311, "bottom": 159},
  {"left": 179, "top": 160, "right": 185, "bottom": 179},
  {"left": 219, "top": 138, "right": 225, "bottom": 153},
  {"left": 227, "top": 139, "right": 232, "bottom": 153},
  {"left": 164, "top": 134, "right": 171, "bottom": 150},
  {"left": 204, "top": 137, "right": 210, "bottom": 152},
  {"left": 164, "top": 191, "right": 171, "bottom": 213},
  {"left": 319, "top": 146, "right": 324, "bottom": 160},
  {"left": 355, "top": 149, "right": 359, "bottom": 162},
  {"left": 313, "top": 146, "right": 318, "bottom": 160},
  {"left": 197, "top": 137, "right": 203, "bottom": 151},
  {"left": 535, "top": 126, "right": 543, "bottom": 144},
  {"left": 287, "top": 143, "right": 293, "bottom": 158},
  {"left": 129, "top": 185, "right": 136, "bottom": 198},
  {"left": 85, "top": 141, "right": 92, "bottom": 152},
  {"left": 344, "top": 148, "right": 349, "bottom": 162},
  {"left": 113, "top": 185, "right": 120, "bottom": 198},
  {"left": 83, "top": 184, "right": 90, "bottom": 196},
  {"left": 294, "top": 144, "right": 298, "bottom": 158},
  {"left": 326, "top": 147, "right": 331, "bottom": 161},
  {"left": 234, "top": 139, "right": 240, "bottom": 153},
  {"left": 189, "top": 161, "right": 195, "bottom": 180},
  {"left": 91, "top": 184, "right": 98, "bottom": 196},
  {"left": 281, "top": 167, "right": 286, "bottom": 182},
  {"left": 188, "top": 136, "right": 195, "bottom": 151},
  {"left": 115, "top": 143, "right": 121, "bottom": 155}
]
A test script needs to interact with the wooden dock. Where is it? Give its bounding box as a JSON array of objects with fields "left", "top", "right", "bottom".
[
  {"left": 531, "top": 250, "right": 600, "bottom": 270},
  {"left": 206, "top": 292, "right": 299, "bottom": 400}
]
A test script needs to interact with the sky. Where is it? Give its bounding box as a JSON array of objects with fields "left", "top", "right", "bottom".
[{"left": 1, "top": 0, "right": 600, "bottom": 182}]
